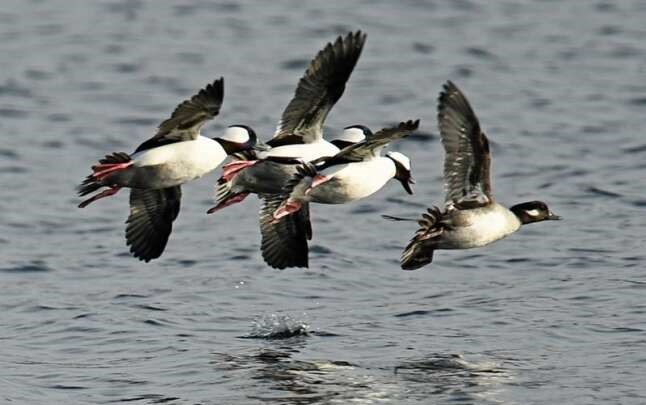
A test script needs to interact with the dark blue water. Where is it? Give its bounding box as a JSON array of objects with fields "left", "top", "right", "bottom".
[{"left": 1, "top": 1, "right": 646, "bottom": 403}]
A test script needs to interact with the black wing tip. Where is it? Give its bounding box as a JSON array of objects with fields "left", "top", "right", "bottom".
[
  {"left": 199, "top": 76, "right": 224, "bottom": 104},
  {"left": 261, "top": 236, "right": 310, "bottom": 270},
  {"left": 264, "top": 256, "right": 309, "bottom": 270},
  {"left": 398, "top": 119, "right": 420, "bottom": 131},
  {"left": 400, "top": 245, "right": 434, "bottom": 270},
  {"left": 400, "top": 236, "right": 435, "bottom": 271},
  {"left": 340, "top": 30, "right": 367, "bottom": 47},
  {"left": 438, "top": 80, "right": 459, "bottom": 108},
  {"left": 259, "top": 197, "right": 311, "bottom": 270},
  {"left": 438, "top": 80, "right": 472, "bottom": 114},
  {"left": 124, "top": 187, "right": 180, "bottom": 264},
  {"left": 126, "top": 230, "right": 166, "bottom": 262},
  {"left": 312, "top": 29, "right": 367, "bottom": 72},
  {"left": 399, "top": 206, "right": 442, "bottom": 270},
  {"left": 437, "top": 80, "right": 481, "bottom": 134},
  {"left": 126, "top": 227, "right": 168, "bottom": 263},
  {"left": 132, "top": 249, "right": 161, "bottom": 263}
]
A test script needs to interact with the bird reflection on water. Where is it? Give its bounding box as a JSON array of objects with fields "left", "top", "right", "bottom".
[{"left": 209, "top": 318, "right": 512, "bottom": 404}]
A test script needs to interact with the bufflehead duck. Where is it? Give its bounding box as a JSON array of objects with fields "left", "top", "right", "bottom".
[
  {"left": 210, "top": 31, "right": 367, "bottom": 213},
  {"left": 77, "top": 77, "right": 262, "bottom": 262},
  {"left": 399, "top": 81, "right": 560, "bottom": 270},
  {"left": 261, "top": 30, "right": 367, "bottom": 159},
  {"left": 273, "top": 120, "right": 418, "bottom": 219},
  {"left": 259, "top": 120, "right": 418, "bottom": 269}
]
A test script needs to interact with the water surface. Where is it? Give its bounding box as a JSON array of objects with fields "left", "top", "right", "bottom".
[{"left": 1, "top": 1, "right": 645, "bottom": 404}]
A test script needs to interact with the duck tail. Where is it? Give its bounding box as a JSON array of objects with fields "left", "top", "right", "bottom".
[{"left": 77, "top": 152, "right": 131, "bottom": 196}]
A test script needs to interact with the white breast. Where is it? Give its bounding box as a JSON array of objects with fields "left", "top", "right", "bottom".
[
  {"left": 308, "top": 158, "right": 395, "bottom": 204},
  {"left": 132, "top": 136, "right": 227, "bottom": 183},
  {"left": 439, "top": 203, "right": 521, "bottom": 249}
]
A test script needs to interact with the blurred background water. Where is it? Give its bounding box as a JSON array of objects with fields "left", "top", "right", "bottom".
[{"left": 1, "top": 0, "right": 645, "bottom": 404}]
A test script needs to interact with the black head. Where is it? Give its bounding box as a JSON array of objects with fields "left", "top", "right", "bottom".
[
  {"left": 386, "top": 151, "right": 414, "bottom": 195},
  {"left": 510, "top": 201, "right": 561, "bottom": 225},
  {"left": 214, "top": 125, "right": 269, "bottom": 155}
]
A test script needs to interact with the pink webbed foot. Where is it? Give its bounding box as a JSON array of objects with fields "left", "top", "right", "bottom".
[
  {"left": 272, "top": 199, "right": 303, "bottom": 223},
  {"left": 220, "top": 160, "right": 259, "bottom": 182},
  {"left": 78, "top": 186, "right": 122, "bottom": 208},
  {"left": 305, "top": 174, "right": 330, "bottom": 195},
  {"left": 206, "top": 192, "right": 249, "bottom": 214},
  {"left": 91, "top": 162, "right": 133, "bottom": 181}
]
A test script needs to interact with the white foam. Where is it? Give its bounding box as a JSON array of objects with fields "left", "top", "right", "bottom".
[{"left": 249, "top": 313, "right": 310, "bottom": 339}]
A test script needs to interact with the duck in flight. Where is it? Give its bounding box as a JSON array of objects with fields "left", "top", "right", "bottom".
[
  {"left": 259, "top": 120, "right": 418, "bottom": 269},
  {"left": 399, "top": 81, "right": 560, "bottom": 270},
  {"left": 272, "top": 120, "right": 418, "bottom": 220},
  {"left": 77, "top": 78, "right": 263, "bottom": 262}
]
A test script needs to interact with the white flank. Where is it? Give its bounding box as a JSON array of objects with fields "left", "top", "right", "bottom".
[{"left": 132, "top": 136, "right": 226, "bottom": 183}]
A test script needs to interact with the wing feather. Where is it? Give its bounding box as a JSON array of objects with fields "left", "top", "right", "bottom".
[
  {"left": 324, "top": 120, "right": 419, "bottom": 165},
  {"left": 135, "top": 78, "right": 224, "bottom": 153},
  {"left": 270, "top": 31, "right": 366, "bottom": 145},
  {"left": 259, "top": 196, "right": 311, "bottom": 269},
  {"left": 125, "top": 187, "right": 181, "bottom": 262},
  {"left": 438, "top": 81, "right": 492, "bottom": 206}
]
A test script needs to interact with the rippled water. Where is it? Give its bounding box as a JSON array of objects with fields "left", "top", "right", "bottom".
[{"left": 2, "top": 1, "right": 646, "bottom": 404}]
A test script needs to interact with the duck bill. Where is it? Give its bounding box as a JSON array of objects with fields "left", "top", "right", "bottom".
[{"left": 547, "top": 210, "right": 562, "bottom": 220}]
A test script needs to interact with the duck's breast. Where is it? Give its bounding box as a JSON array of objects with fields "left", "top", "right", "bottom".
[
  {"left": 309, "top": 158, "right": 394, "bottom": 204},
  {"left": 440, "top": 203, "right": 521, "bottom": 249},
  {"left": 130, "top": 137, "right": 226, "bottom": 187}
]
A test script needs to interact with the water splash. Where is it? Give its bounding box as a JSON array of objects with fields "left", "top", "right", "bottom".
[{"left": 247, "top": 313, "right": 310, "bottom": 339}]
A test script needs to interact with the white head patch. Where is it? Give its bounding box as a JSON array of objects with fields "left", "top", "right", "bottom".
[
  {"left": 386, "top": 151, "right": 411, "bottom": 170},
  {"left": 221, "top": 126, "right": 250, "bottom": 143},
  {"left": 336, "top": 127, "right": 367, "bottom": 143},
  {"left": 525, "top": 208, "right": 541, "bottom": 217}
]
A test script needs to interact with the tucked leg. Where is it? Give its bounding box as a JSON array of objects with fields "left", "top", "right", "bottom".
[
  {"left": 78, "top": 186, "right": 122, "bottom": 208},
  {"left": 220, "top": 160, "right": 259, "bottom": 182},
  {"left": 272, "top": 199, "right": 303, "bottom": 222},
  {"left": 92, "top": 162, "right": 133, "bottom": 181},
  {"left": 206, "top": 192, "right": 249, "bottom": 214}
]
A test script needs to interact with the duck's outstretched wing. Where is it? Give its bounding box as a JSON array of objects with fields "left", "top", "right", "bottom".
[
  {"left": 323, "top": 120, "right": 419, "bottom": 166},
  {"left": 400, "top": 206, "right": 444, "bottom": 270},
  {"left": 259, "top": 196, "right": 312, "bottom": 270},
  {"left": 438, "top": 81, "right": 492, "bottom": 207},
  {"left": 135, "top": 78, "right": 224, "bottom": 152},
  {"left": 269, "top": 31, "right": 366, "bottom": 146},
  {"left": 126, "top": 186, "right": 181, "bottom": 262}
]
